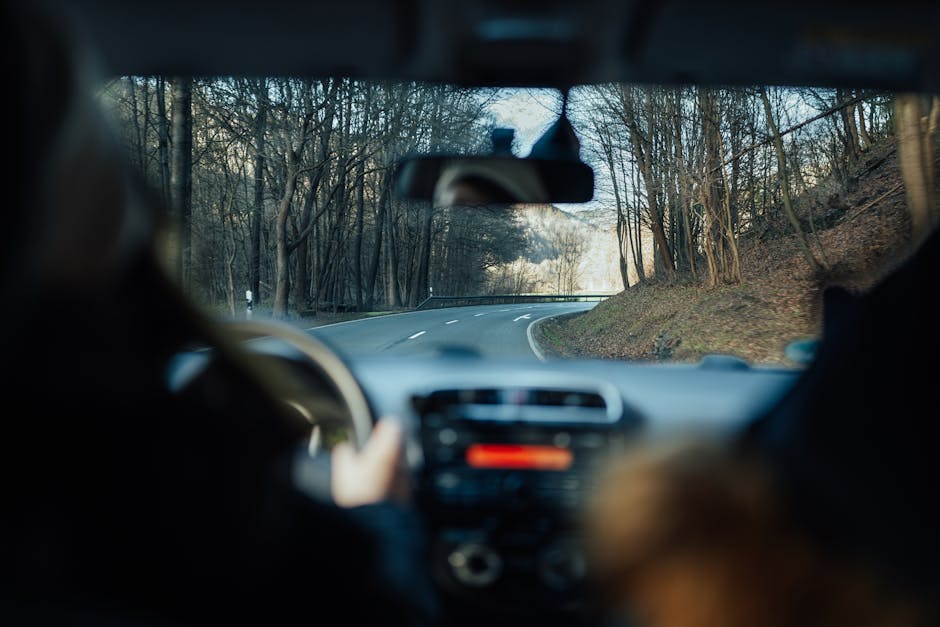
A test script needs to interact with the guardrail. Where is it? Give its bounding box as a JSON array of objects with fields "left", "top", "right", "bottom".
[{"left": 414, "top": 294, "right": 615, "bottom": 310}]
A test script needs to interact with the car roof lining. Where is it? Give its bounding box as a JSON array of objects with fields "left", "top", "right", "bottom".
[{"left": 53, "top": 0, "right": 940, "bottom": 90}]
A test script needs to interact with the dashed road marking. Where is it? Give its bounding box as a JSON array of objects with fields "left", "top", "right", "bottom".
[
  {"left": 408, "top": 331, "right": 426, "bottom": 339},
  {"left": 445, "top": 320, "right": 458, "bottom": 325}
]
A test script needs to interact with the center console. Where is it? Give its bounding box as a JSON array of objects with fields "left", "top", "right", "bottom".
[{"left": 412, "top": 384, "right": 638, "bottom": 618}]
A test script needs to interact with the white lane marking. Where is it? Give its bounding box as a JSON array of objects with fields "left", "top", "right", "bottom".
[
  {"left": 473, "top": 313, "right": 487, "bottom": 317},
  {"left": 499, "top": 309, "right": 512, "bottom": 312},
  {"left": 304, "top": 301, "right": 519, "bottom": 331},
  {"left": 526, "top": 314, "right": 566, "bottom": 362},
  {"left": 526, "top": 304, "right": 597, "bottom": 361},
  {"left": 408, "top": 331, "right": 427, "bottom": 339},
  {"left": 513, "top": 314, "right": 532, "bottom": 322},
  {"left": 445, "top": 319, "right": 458, "bottom": 325}
]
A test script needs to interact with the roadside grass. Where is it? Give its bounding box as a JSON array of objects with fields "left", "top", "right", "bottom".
[{"left": 539, "top": 280, "right": 819, "bottom": 364}]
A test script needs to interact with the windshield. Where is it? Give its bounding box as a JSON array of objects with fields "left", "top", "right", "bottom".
[{"left": 100, "top": 79, "right": 926, "bottom": 364}]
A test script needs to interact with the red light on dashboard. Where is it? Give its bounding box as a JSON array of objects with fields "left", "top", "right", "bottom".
[{"left": 466, "top": 444, "right": 573, "bottom": 471}]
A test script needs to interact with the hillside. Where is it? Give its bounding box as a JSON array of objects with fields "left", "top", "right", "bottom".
[
  {"left": 536, "top": 139, "right": 921, "bottom": 365},
  {"left": 491, "top": 204, "right": 621, "bottom": 294}
]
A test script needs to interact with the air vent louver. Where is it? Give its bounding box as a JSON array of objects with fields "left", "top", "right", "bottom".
[{"left": 415, "top": 386, "right": 617, "bottom": 424}]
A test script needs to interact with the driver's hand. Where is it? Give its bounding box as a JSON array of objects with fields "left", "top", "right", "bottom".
[{"left": 331, "top": 418, "right": 411, "bottom": 508}]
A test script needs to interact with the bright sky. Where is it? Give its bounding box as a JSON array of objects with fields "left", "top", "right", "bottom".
[
  {"left": 486, "top": 88, "right": 603, "bottom": 215},
  {"left": 487, "top": 88, "right": 562, "bottom": 156}
]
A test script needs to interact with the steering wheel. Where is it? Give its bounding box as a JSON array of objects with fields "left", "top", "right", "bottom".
[{"left": 221, "top": 319, "right": 373, "bottom": 451}]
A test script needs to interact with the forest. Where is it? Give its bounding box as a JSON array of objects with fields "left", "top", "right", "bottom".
[{"left": 101, "top": 79, "right": 938, "bottom": 318}]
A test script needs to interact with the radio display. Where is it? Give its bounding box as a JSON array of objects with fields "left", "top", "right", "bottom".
[{"left": 465, "top": 444, "right": 573, "bottom": 471}]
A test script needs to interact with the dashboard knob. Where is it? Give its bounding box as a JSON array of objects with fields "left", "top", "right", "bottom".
[
  {"left": 539, "top": 545, "right": 587, "bottom": 591},
  {"left": 447, "top": 543, "right": 502, "bottom": 587}
]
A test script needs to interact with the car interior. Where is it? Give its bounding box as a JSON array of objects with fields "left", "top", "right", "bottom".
[{"left": 3, "top": 1, "right": 939, "bottom": 626}]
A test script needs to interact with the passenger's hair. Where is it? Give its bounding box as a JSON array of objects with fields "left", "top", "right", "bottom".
[{"left": 585, "top": 440, "right": 935, "bottom": 627}]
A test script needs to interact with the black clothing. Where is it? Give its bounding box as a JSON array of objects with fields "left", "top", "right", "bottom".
[
  {"left": 745, "top": 227, "right": 940, "bottom": 598},
  {"left": 1, "top": 259, "right": 437, "bottom": 626}
]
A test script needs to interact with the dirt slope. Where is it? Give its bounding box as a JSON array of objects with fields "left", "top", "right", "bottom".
[{"left": 537, "top": 139, "right": 920, "bottom": 365}]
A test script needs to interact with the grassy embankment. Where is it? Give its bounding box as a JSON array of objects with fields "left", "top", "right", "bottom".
[{"left": 536, "top": 139, "right": 919, "bottom": 365}]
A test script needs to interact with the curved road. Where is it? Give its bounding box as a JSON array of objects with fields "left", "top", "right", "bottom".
[{"left": 308, "top": 302, "right": 596, "bottom": 361}]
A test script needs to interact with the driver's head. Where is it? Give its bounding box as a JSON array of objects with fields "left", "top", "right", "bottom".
[
  {"left": 3, "top": 2, "right": 160, "bottom": 310},
  {"left": 436, "top": 175, "right": 519, "bottom": 207},
  {"left": 432, "top": 159, "right": 548, "bottom": 208}
]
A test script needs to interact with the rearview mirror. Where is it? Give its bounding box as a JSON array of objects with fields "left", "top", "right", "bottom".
[
  {"left": 396, "top": 155, "right": 594, "bottom": 205},
  {"left": 395, "top": 113, "right": 594, "bottom": 206}
]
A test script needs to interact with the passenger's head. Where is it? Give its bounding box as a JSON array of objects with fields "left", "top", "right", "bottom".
[
  {"left": 585, "top": 440, "right": 934, "bottom": 627},
  {"left": 586, "top": 222, "right": 940, "bottom": 627}
]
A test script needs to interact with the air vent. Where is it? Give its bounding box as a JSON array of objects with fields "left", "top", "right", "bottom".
[{"left": 414, "top": 386, "right": 620, "bottom": 424}]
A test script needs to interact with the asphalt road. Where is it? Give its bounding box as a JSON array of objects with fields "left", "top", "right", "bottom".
[{"left": 308, "top": 301, "right": 597, "bottom": 360}]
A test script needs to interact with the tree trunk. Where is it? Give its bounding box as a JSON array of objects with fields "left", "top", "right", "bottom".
[
  {"left": 273, "top": 150, "right": 299, "bottom": 318},
  {"left": 250, "top": 78, "right": 267, "bottom": 304},
  {"left": 126, "top": 78, "right": 144, "bottom": 172},
  {"left": 386, "top": 203, "right": 402, "bottom": 307},
  {"left": 716, "top": 128, "right": 743, "bottom": 282},
  {"left": 838, "top": 88, "right": 861, "bottom": 159},
  {"left": 623, "top": 87, "right": 674, "bottom": 280},
  {"left": 364, "top": 176, "right": 389, "bottom": 310},
  {"left": 408, "top": 88, "right": 445, "bottom": 305},
  {"left": 857, "top": 96, "right": 873, "bottom": 149},
  {"left": 410, "top": 205, "right": 434, "bottom": 306},
  {"left": 630, "top": 167, "right": 646, "bottom": 281},
  {"left": 847, "top": 99, "right": 863, "bottom": 153},
  {"left": 617, "top": 144, "right": 643, "bottom": 284},
  {"left": 671, "top": 90, "right": 694, "bottom": 275},
  {"left": 156, "top": 77, "right": 171, "bottom": 210},
  {"left": 169, "top": 77, "right": 193, "bottom": 289},
  {"left": 700, "top": 88, "right": 736, "bottom": 285},
  {"left": 761, "top": 87, "right": 822, "bottom": 272},
  {"left": 597, "top": 124, "right": 631, "bottom": 289},
  {"left": 353, "top": 158, "right": 366, "bottom": 311},
  {"left": 272, "top": 81, "right": 317, "bottom": 317},
  {"left": 141, "top": 78, "right": 151, "bottom": 182},
  {"left": 295, "top": 170, "right": 318, "bottom": 309},
  {"left": 223, "top": 185, "right": 237, "bottom": 317},
  {"left": 895, "top": 94, "right": 939, "bottom": 241},
  {"left": 641, "top": 167, "right": 674, "bottom": 279}
]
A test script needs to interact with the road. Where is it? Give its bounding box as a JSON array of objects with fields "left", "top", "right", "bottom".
[{"left": 308, "top": 301, "right": 597, "bottom": 360}]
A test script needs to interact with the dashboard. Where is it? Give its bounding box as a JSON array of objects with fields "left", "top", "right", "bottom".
[
  {"left": 346, "top": 353, "right": 799, "bottom": 622},
  {"left": 350, "top": 353, "right": 797, "bottom": 438},
  {"left": 171, "top": 342, "right": 799, "bottom": 624}
]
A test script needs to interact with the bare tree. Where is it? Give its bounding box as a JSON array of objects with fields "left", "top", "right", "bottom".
[
  {"left": 272, "top": 81, "right": 317, "bottom": 317},
  {"left": 761, "top": 87, "right": 824, "bottom": 272},
  {"left": 895, "top": 94, "right": 939, "bottom": 241},
  {"left": 546, "top": 221, "right": 586, "bottom": 294},
  {"left": 102, "top": 77, "right": 901, "bottom": 320},
  {"left": 169, "top": 77, "right": 193, "bottom": 288},
  {"left": 249, "top": 78, "right": 268, "bottom": 304}
]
